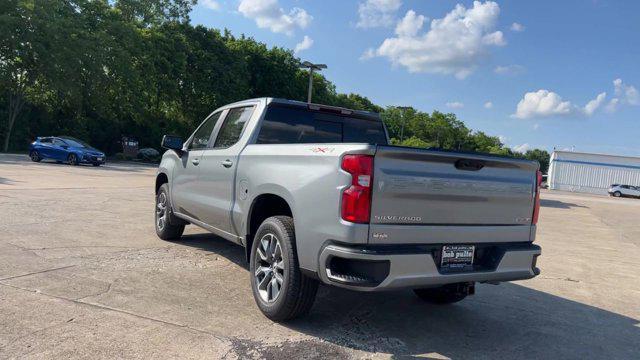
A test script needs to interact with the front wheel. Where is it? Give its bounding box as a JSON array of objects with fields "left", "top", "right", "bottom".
[
  {"left": 155, "top": 184, "right": 185, "bottom": 240},
  {"left": 249, "top": 216, "right": 318, "bottom": 321},
  {"left": 613, "top": 191, "right": 622, "bottom": 197},
  {"left": 29, "top": 151, "right": 41, "bottom": 162},
  {"left": 413, "top": 283, "right": 473, "bottom": 304}
]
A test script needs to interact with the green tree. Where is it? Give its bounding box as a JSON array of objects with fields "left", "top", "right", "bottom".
[
  {"left": 523, "top": 149, "right": 551, "bottom": 173},
  {"left": 0, "top": 0, "right": 550, "bottom": 164},
  {"left": 1, "top": 0, "right": 39, "bottom": 152},
  {"left": 471, "top": 131, "right": 503, "bottom": 153},
  {"left": 390, "top": 136, "right": 435, "bottom": 149}
]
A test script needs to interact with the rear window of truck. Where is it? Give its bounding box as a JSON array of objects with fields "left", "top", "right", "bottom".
[{"left": 257, "top": 104, "right": 388, "bottom": 145}]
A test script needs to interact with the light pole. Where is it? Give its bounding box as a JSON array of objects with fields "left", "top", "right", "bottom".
[
  {"left": 299, "top": 61, "right": 327, "bottom": 103},
  {"left": 397, "top": 106, "right": 411, "bottom": 142}
]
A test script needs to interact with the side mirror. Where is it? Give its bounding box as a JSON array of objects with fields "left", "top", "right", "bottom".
[{"left": 161, "top": 135, "right": 184, "bottom": 154}]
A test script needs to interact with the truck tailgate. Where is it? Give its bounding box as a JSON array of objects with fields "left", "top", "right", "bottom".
[{"left": 369, "top": 146, "right": 538, "bottom": 244}]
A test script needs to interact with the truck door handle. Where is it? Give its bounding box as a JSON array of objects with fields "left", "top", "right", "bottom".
[
  {"left": 222, "top": 159, "right": 233, "bottom": 168},
  {"left": 192, "top": 159, "right": 200, "bottom": 166}
]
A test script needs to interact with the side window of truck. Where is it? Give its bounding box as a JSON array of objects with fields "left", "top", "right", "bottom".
[
  {"left": 189, "top": 112, "right": 222, "bottom": 150},
  {"left": 213, "top": 106, "right": 254, "bottom": 148}
]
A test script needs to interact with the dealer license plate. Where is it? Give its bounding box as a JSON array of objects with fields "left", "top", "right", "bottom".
[{"left": 441, "top": 245, "right": 475, "bottom": 269}]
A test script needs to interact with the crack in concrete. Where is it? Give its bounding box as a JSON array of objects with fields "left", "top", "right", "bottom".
[
  {"left": 11, "top": 244, "right": 134, "bottom": 251},
  {"left": 74, "top": 280, "right": 115, "bottom": 301},
  {"left": 538, "top": 276, "right": 580, "bottom": 282},
  {"left": 0, "top": 282, "right": 230, "bottom": 344},
  {"left": 0, "top": 265, "right": 77, "bottom": 282}
]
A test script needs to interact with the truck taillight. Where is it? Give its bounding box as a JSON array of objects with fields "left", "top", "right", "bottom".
[
  {"left": 341, "top": 155, "right": 373, "bottom": 223},
  {"left": 532, "top": 170, "right": 542, "bottom": 225}
]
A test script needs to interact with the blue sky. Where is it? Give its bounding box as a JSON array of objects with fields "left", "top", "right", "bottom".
[{"left": 191, "top": 1, "right": 640, "bottom": 156}]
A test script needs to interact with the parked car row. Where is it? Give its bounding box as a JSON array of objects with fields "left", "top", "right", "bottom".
[{"left": 28, "top": 136, "right": 169, "bottom": 166}]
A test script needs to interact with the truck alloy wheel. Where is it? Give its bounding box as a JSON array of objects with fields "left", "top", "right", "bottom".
[
  {"left": 254, "top": 233, "right": 285, "bottom": 303},
  {"left": 156, "top": 192, "right": 168, "bottom": 232},
  {"left": 249, "top": 216, "right": 318, "bottom": 321},
  {"left": 154, "top": 184, "right": 185, "bottom": 240}
]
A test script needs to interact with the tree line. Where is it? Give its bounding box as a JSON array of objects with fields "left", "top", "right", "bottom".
[{"left": 0, "top": 0, "right": 549, "bottom": 172}]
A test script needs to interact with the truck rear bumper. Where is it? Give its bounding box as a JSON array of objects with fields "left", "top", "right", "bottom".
[{"left": 317, "top": 242, "right": 541, "bottom": 291}]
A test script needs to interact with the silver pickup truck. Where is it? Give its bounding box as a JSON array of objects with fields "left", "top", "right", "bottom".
[{"left": 155, "top": 98, "right": 542, "bottom": 321}]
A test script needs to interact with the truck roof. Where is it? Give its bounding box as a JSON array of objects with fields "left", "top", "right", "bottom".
[{"left": 221, "top": 97, "right": 381, "bottom": 120}]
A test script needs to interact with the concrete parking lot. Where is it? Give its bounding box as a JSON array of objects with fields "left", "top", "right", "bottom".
[{"left": 0, "top": 153, "right": 638, "bottom": 359}]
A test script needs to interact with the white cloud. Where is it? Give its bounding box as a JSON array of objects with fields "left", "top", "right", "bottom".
[
  {"left": 605, "top": 98, "right": 619, "bottom": 113},
  {"left": 513, "top": 143, "right": 531, "bottom": 153},
  {"left": 510, "top": 22, "right": 525, "bottom": 32},
  {"left": 294, "top": 35, "right": 313, "bottom": 54},
  {"left": 395, "top": 10, "right": 426, "bottom": 37},
  {"left": 238, "top": 0, "right": 312, "bottom": 36},
  {"left": 583, "top": 92, "right": 606, "bottom": 116},
  {"left": 513, "top": 79, "right": 639, "bottom": 119},
  {"left": 372, "top": 1, "right": 505, "bottom": 79},
  {"left": 513, "top": 90, "right": 573, "bottom": 119},
  {"left": 360, "top": 47, "right": 377, "bottom": 61},
  {"left": 533, "top": 123, "right": 540, "bottom": 130},
  {"left": 484, "top": 101, "right": 493, "bottom": 109},
  {"left": 356, "top": 0, "right": 402, "bottom": 28},
  {"left": 482, "top": 31, "right": 506, "bottom": 46},
  {"left": 498, "top": 135, "right": 508, "bottom": 143},
  {"left": 446, "top": 101, "right": 464, "bottom": 109},
  {"left": 494, "top": 64, "right": 525, "bottom": 75},
  {"left": 613, "top": 78, "right": 639, "bottom": 105},
  {"left": 201, "top": 0, "right": 221, "bottom": 11}
]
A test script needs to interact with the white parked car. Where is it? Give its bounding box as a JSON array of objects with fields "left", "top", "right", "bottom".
[{"left": 608, "top": 184, "right": 640, "bottom": 198}]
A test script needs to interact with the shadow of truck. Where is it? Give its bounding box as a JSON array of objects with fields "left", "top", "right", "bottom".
[{"left": 177, "top": 233, "right": 639, "bottom": 359}]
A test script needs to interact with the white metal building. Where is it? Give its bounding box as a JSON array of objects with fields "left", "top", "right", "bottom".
[{"left": 548, "top": 150, "right": 640, "bottom": 194}]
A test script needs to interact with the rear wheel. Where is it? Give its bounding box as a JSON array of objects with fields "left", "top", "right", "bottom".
[
  {"left": 67, "top": 153, "right": 79, "bottom": 165},
  {"left": 613, "top": 191, "right": 622, "bottom": 197},
  {"left": 155, "top": 184, "right": 185, "bottom": 240},
  {"left": 249, "top": 216, "right": 318, "bottom": 321},
  {"left": 413, "top": 283, "right": 473, "bottom": 304},
  {"left": 29, "top": 151, "right": 41, "bottom": 162}
]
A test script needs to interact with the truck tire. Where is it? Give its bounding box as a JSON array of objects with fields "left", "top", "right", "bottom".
[
  {"left": 249, "top": 216, "right": 318, "bottom": 321},
  {"left": 413, "top": 283, "right": 471, "bottom": 304},
  {"left": 155, "top": 184, "right": 185, "bottom": 240}
]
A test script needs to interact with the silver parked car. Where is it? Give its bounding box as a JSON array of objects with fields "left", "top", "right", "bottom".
[
  {"left": 154, "top": 98, "right": 542, "bottom": 321},
  {"left": 608, "top": 184, "right": 640, "bottom": 198}
]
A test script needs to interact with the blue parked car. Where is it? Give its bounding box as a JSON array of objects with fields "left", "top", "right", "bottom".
[{"left": 29, "top": 136, "right": 106, "bottom": 166}]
